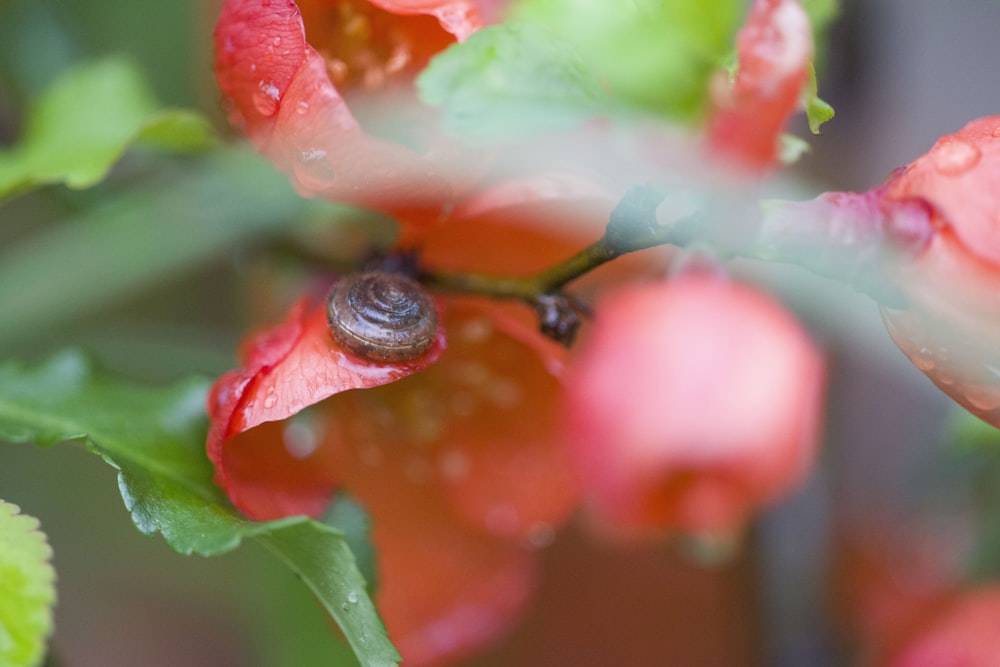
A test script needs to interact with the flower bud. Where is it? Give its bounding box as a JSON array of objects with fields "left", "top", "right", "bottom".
[{"left": 561, "top": 273, "right": 825, "bottom": 538}]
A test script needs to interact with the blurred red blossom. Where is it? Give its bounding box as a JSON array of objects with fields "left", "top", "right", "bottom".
[
  {"left": 708, "top": 0, "right": 813, "bottom": 170},
  {"left": 883, "top": 586, "right": 1000, "bottom": 667},
  {"left": 561, "top": 271, "right": 825, "bottom": 539}
]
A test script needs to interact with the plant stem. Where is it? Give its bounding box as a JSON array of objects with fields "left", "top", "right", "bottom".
[{"left": 420, "top": 184, "right": 688, "bottom": 345}]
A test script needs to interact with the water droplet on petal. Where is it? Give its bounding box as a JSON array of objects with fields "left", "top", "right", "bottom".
[
  {"left": 458, "top": 318, "right": 493, "bottom": 344},
  {"left": 295, "top": 100, "right": 310, "bottom": 115},
  {"left": 485, "top": 503, "right": 520, "bottom": 536},
  {"left": 293, "top": 148, "right": 336, "bottom": 190},
  {"left": 486, "top": 377, "right": 523, "bottom": 409},
  {"left": 283, "top": 420, "right": 319, "bottom": 459},
  {"left": 449, "top": 391, "right": 477, "bottom": 417},
  {"left": 253, "top": 80, "right": 281, "bottom": 117},
  {"left": 263, "top": 388, "right": 277, "bottom": 409},
  {"left": 965, "top": 388, "right": 1000, "bottom": 414},
  {"left": 404, "top": 457, "right": 432, "bottom": 483},
  {"left": 912, "top": 347, "right": 936, "bottom": 372},
  {"left": 439, "top": 449, "right": 471, "bottom": 480},
  {"left": 932, "top": 139, "right": 981, "bottom": 175},
  {"left": 525, "top": 523, "right": 555, "bottom": 549}
]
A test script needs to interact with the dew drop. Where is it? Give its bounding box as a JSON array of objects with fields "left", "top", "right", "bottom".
[
  {"left": 932, "top": 139, "right": 981, "bottom": 176},
  {"left": 992, "top": 126, "right": 1000, "bottom": 138},
  {"left": 911, "top": 347, "right": 936, "bottom": 372},
  {"left": 439, "top": 449, "right": 471, "bottom": 480},
  {"left": 404, "top": 456, "right": 432, "bottom": 483},
  {"left": 358, "top": 442, "right": 384, "bottom": 467},
  {"left": 253, "top": 80, "right": 281, "bottom": 117},
  {"left": 293, "top": 148, "right": 336, "bottom": 190},
  {"left": 295, "top": 100, "right": 310, "bottom": 115},
  {"left": 346, "top": 590, "right": 359, "bottom": 604},
  {"left": 485, "top": 503, "right": 520, "bottom": 536},
  {"left": 458, "top": 318, "right": 493, "bottom": 344},
  {"left": 486, "top": 377, "right": 523, "bottom": 409},
  {"left": 525, "top": 523, "right": 555, "bottom": 549},
  {"left": 449, "top": 391, "right": 477, "bottom": 418},
  {"left": 965, "top": 387, "right": 1000, "bottom": 414},
  {"left": 263, "top": 388, "right": 277, "bottom": 409},
  {"left": 283, "top": 420, "right": 319, "bottom": 459}
]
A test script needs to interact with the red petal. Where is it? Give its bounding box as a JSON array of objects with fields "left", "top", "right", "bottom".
[
  {"left": 708, "top": 0, "right": 813, "bottom": 169},
  {"left": 885, "top": 115, "right": 1000, "bottom": 266},
  {"left": 206, "top": 289, "right": 445, "bottom": 516},
  {"left": 562, "top": 273, "right": 825, "bottom": 536},
  {"left": 325, "top": 402, "right": 539, "bottom": 666},
  {"left": 363, "top": 0, "right": 482, "bottom": 40},
  {"left": 212, "top": 300, "right": 571, "bottom": 664},
  {"left": 309, "top": 299, "right": 579, "bottom": 539}
]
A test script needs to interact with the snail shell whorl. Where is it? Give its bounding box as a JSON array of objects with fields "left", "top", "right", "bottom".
[{"left": 326, "top": 272, "right": 438, "bottom": 363}]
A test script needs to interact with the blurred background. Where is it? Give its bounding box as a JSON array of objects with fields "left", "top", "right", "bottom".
[{"left": 2, "top": 0, "right": 1000, "bottom": 665}]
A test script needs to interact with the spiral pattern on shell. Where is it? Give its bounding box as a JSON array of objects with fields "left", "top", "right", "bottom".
[{"left": 326, "top": 272, "right": 439, "bottom": 362}]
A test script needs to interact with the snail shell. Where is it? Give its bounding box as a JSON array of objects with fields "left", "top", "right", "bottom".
[{"left": 326, "top": 272, "right": 439, "bottom": 363}]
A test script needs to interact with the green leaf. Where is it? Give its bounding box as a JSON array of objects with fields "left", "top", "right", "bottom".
[
  {"left": 951, "top": 408, "right": 1000, "bottom": 450},
  {"left": 0, "top": 352, "right": 400, "bottom": 666},
  {"left": 0, "top": 501, "right": 56, "bottom": 667},
  {"left": 0, "top": 147, "right": 339, "bottom": 348},
  {"left": 418, "top": 22, "right": 609, "bottom": 139},
  {"left": 509, "top": 0, "right": 743, "bottom": 120},
  {"left": 803, "top": 64, "right": 835, "bottom": 135},
  {"left": 0, "top": 57, "right": 216, "bottom": 201},
  {"left": 322, "top": 493, "right": 378, "bottom": 593},
  {"left": 802, "top": 0, "right": 840, "bottom": 37},
  {"left": 258, "top": 524, "right": 397, "bottom": 667}
]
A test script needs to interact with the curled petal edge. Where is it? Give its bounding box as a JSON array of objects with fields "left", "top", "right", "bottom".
[{"left": 206, "top": 292, "right": 447, "bottom": 493}]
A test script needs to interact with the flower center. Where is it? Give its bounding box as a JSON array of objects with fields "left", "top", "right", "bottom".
[{"left": 298, "top": 0, "right": 455, "bottom": 91}]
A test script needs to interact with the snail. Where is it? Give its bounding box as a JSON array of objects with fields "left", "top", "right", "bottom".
[{"left": 326, "top": 272, "right": 439, "bottom": 363}]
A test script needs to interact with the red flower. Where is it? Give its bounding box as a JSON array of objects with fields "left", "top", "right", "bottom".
[
  {"left": 206, "top": 194, "right": 633, "bottom": 664},
  {"left": 214, "top": 0, "right": 490, "bottom": 232},
  {"left": 707, "top": 0, "right": 814, "bottom": 170},
  {"left": 877, "top": 116, "right": 1000, "bottom": 426},
  {"left": 757, "top": 116, "right": 1000, "bottom": 426},
  {"left": 561, "top": 271, "right": 825, "bottom": 538}
]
